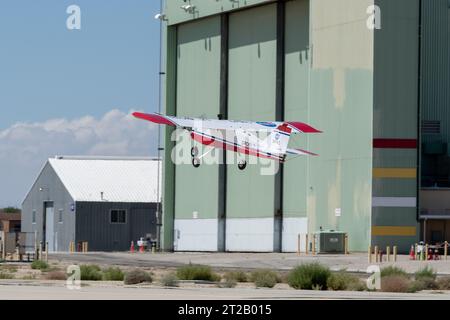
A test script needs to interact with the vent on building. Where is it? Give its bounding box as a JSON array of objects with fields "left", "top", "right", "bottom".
[{"left": 422, "top": 120, "right": 441, "bottom": 134}]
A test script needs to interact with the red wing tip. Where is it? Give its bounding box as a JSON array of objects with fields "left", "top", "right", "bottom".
[
  {"left": 132, "top": 112, "right": 176, "bottom": 126},
  {"left": 287, "top": 122, "right": 322, "bottom": 133}
]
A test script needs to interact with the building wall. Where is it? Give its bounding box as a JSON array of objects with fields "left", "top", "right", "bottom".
[
  {"left": 21, "top": 162, "right": 76, "bottom": 252},
  {"left": 76, "top": 202, "right": 157, "bottom": 252},
  {"left": 372, "top": 0, "right": 420, "bottom": 252}
]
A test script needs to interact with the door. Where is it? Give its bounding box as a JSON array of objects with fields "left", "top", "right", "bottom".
[{"left": 45, "top": 204, "right": 55, "bottom": 252}]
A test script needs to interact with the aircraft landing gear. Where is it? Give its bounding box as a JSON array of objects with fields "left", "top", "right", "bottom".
[
  {"left": 191, "top": 146, "right": 199, "bottom": 157},
  {"left": 192, "top": 157, "right": 201, "bottom": 168},
  {"left": 238, "top": 160, "right": 247, "bottom": 171}
]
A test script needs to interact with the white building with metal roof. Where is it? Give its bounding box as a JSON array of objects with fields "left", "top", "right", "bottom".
[{"left": 22, "top": 156, "right": 161, "bottom": 252}]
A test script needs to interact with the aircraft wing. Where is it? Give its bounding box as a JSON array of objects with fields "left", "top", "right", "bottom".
[{"left": 132, "top": 112, "right": 321, "bottom": 133}]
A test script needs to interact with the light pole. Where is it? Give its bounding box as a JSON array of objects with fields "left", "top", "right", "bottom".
[{"left": 155, "top": 0, "right": 165, "bottom": 251}]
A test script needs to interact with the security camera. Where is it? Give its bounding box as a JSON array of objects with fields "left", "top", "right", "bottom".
[
  {"left": 181, "top": 4, "right": 195, "bottom": 13},
  {"left": 154, "top": 13, "right": 167, "bottom": 21}
]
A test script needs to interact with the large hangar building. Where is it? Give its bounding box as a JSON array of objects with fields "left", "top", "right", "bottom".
[{"left": 160, "top": 0, "right": 448, "bottom": 253}]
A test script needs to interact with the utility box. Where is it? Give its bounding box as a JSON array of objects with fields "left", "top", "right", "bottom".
[{"left": 316, "top": 231, "right": 346, "bottom": 254}]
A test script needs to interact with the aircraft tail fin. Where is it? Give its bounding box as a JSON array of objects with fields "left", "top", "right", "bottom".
[{"left": 265, "top": 124, "right": 292, "bottom": 154}]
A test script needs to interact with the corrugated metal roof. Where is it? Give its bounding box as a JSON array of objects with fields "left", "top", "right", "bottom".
[{"left": 48, "top": 157, "right": 161, "bottom": 203}]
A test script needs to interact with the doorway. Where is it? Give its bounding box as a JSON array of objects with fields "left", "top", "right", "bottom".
[{"left": 43, "top": 202, "right": 55, "bottom": 252}]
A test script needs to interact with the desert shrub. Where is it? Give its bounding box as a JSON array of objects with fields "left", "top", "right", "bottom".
[
  {"left": 176, "top": 264, "right": 220, "bottom": 282},
  {"left": 409, "top": 278, "right": 438, "bottom": 293},
  {"left": 161, "top": 272, "right": 178, "bottom": 287},
  {"left": 102, "top": 267, "right": 124, "bottom": 281},
  {"left": 224, "top": 271, "right": 248, "bottom": 283},
  {"left": 415, "top": 265, "right": 436, "bottom": 281},
  {"left": 287, "top": 263, "right": 331, "bottom": 290},
  {"left": 80, "top": 264, "right": 103, "bottom": 281},
  {"left": 44, "top": 271, "right": 67, "bottom": 280},
  {"left": 21, "top": 274, "right": 36, "bottom": 280},
  {"left": 219, "top": 278, "right": 237, "bottom": 288},
  {"left": 0, "top": 265, "right": 17, "bottom": 273},
  {"left": 124, "top": 269, "right": 153, "bottom": 285},
  {"left": 380, "top": 266, "right": 408, "bottom": 278},
  {"left": 437, "top": 277, "right": 450, "bottom": 290},
  {"left": 327, "top": 272, "right": 365, "bottom": 291},
  {"left": 250, "top": 269, "right": 279, "bottom": 288},
  {"left": 31, "top": 260, "right": 49, "bottom": 271},
  {"left": 381, "top": 275, "right": 411, "bottom": 292},
  {"left": 0, "top": 272, "right": 14, "bottom": 279}
]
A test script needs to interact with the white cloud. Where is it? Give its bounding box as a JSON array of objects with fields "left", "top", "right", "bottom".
[{"left": 0, "top": 109, "right": 158, "bottom": 207}]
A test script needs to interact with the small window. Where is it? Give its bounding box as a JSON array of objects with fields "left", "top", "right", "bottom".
[
  {"left": 32, "top": 210, "right": 36, "bottom": 224},
  {"left": 110, "top": 210, "right": 127, "bottom": 224},
  {"left": 58, "top": 209, "right": 63, "bottom": 223}
]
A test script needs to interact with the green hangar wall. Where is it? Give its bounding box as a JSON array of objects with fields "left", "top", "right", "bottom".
[{"left": 161, "top": 0, "right": 420, "bottom": 252}]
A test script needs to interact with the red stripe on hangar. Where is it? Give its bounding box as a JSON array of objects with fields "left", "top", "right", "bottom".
[{"left": 373, "top": 139, "right": 417, "bottom": 149}]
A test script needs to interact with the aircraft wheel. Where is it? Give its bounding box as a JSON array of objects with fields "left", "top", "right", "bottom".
[
  {"left": 238, "top": 160, "right": 247, "bottom": 171},
  {"left": 191, "top": 146, "right": 199, "bottom": 157},
  {"left": 192, "top": 157, "right": 201, "bottom": 168}
]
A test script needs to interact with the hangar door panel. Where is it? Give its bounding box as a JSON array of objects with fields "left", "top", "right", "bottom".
[
  {"left": 174, "top": 16, "right": 221, "bottom": 251},
  {"left": 226, "top": 4, "right": 277, "bottom": 252}
]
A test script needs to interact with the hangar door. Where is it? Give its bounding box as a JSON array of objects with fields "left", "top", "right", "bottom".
[
  {"left": 226, "top": 4, "right": 278, "bottom": 252},
  {"left": 173, "top": 16, "right": 222, "bottom": 251}
]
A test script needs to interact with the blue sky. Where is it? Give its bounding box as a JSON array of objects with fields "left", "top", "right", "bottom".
[{"left": 0, "top": 1, "right": 162, "bottom": 206}]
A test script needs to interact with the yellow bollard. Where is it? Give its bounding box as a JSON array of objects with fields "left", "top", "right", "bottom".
[
  {"left": 415, "top": 243, "right": 418, "bottom": 260},
  {"left": 312, "top": 234, "right": 316, "bottom": 255},
  {"left": 445, "top": 241, "right": 448, "bottom": 261},
  {"left": 45, "top": 242, "right": 48, "bottom": 262},
  {"left": 305, "top": 234, "right": 309, "bottom": 255},
  {"left": 374, "top": 246, "right": 379, "bottom": 263},
  {"left": 386, "top": 246, "right": 391, "bottom": 262},
  {"left": 368, "top": 245, "right": 372, "bottom": 263},
  {"left": 344, "top": 234, "right": 349, "bottom": 255},
  {"left": 425, "top": 244, "right": 428, "bottom": 261},
  {"left": 393, "top": 246, "right": 398, "bottom": 262},
  {"left": 39, "top": 241, "right": 43, "bottom": 261}
]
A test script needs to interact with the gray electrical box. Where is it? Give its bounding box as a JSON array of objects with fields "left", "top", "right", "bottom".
[{"left": 316, "top": 231, "right": 346, "bottom": 253}]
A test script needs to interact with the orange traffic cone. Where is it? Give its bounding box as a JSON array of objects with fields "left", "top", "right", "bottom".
[
  {"left": 130, "top": 241, "right": 135, "bottom": 253},
  {"left": 409, "top": 245, "right": 415, "bottom": 260}
]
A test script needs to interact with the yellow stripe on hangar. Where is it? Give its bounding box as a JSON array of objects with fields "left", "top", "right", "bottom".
[
  {"left": 372, "top": 226, "right": 417, "bottom": 237},
  {"left": 373, "top": 168, "right": 417, "bottom": 179}
]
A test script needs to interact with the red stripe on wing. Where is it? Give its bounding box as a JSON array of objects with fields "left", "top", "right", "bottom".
[
  {"left": 287, "top": 122, "right": 322, "bottom": 133},
  {"left": 132, "top": 112, "right": 177, "bottom": 126}
]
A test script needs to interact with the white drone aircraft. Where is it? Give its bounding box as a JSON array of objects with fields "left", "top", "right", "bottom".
[{"left": 133, "top": 112, "right": 321, "bottom": 170}]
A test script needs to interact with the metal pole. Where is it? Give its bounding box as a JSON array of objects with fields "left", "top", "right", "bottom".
[
  {"left": 368, "top": 245, "right": 372, "bottom": 263},
  {"left": 393, "top": 246, "right": 397, "bottom": 262},
  {"left": 297, "top": 234, "right": 300, "bottom": 256},
  {"left": 386, "top": 246, "right": 390, "bottom": 262},
  {"left": 155, "top": 0, "right": 164, "bottom": 252},
  {"left": 374, "top": 246, "right": 379, "bottom": 263}
]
